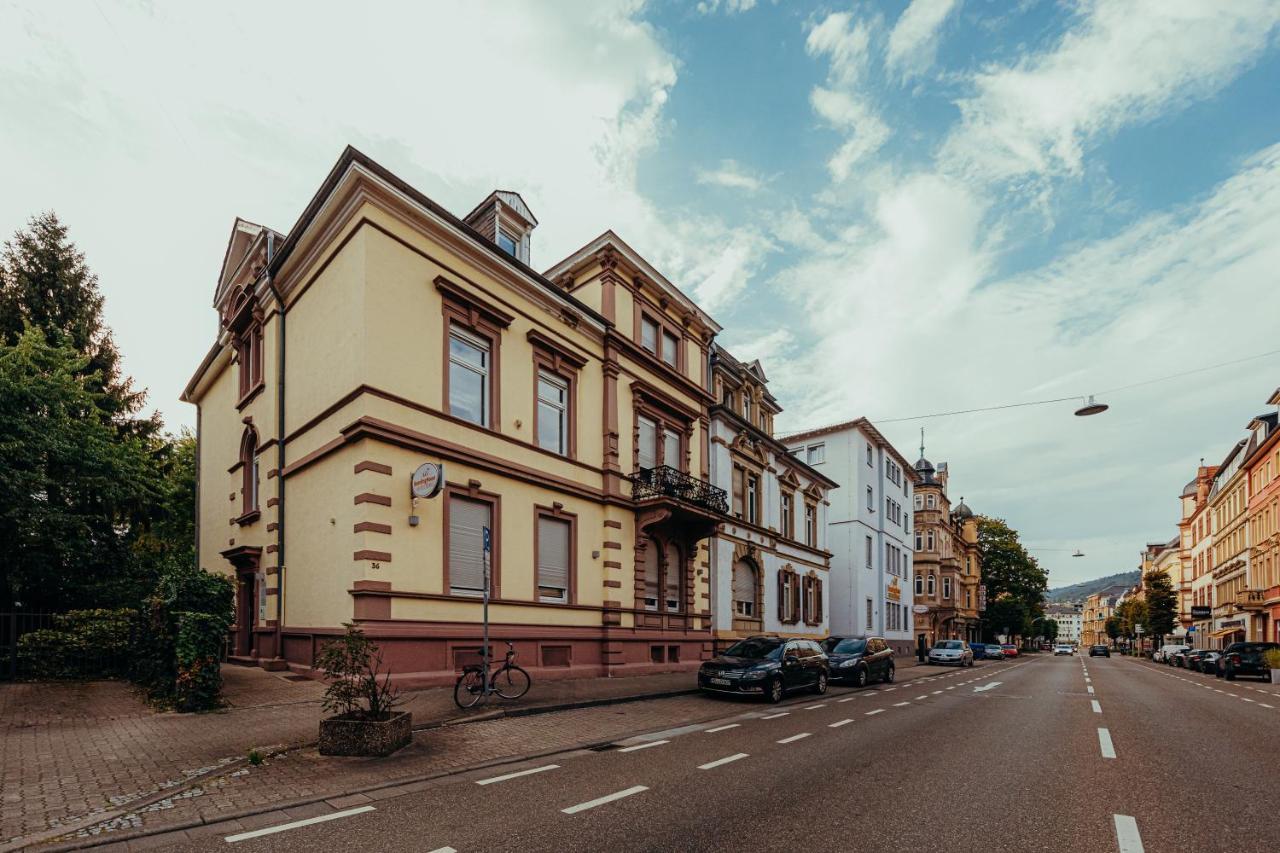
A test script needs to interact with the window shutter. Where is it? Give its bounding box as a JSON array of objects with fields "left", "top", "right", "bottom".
[
  {"left": 732, "top": 467, "right": 745, "bottom": 517},
  {"left": 790, "top": 574, "right": 801, "bottom": 624},
  {"left": 643, "top": 545, "right": 660, "bottom": 609},
  {"left": 816, "top": 578, "right": 824, "bottom": 623},
  {"left": 664, "top": 541, "right": 682, "bottom": 612},
  {"left": 448, "top": 497, "right": 490, "bottom": 595},
  {"left": 777, "top": 572, "right": 786, "bottom": 622},
  {"left": 637, "top": 417, "right": 657, "bottom": 470},
  {"left": 733, "top": 561, "right": 756, "bottom": 604},
  {"left": 537, "top": 516, "right": 571, "bottom": 601}
]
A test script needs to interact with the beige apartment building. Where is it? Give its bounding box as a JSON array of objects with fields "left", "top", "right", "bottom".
[
  {"left": 184, "top": 147, "right": 738, "bottom": 685},
  {"left": 1209, "top": 440, "right": 1252, "bottom": 645},
  {"left": 910, "top": 455, "right": 981, "bottom": 645}
]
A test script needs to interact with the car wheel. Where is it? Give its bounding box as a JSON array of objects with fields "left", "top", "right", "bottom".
[
  {"left": 813, "top": 672, "right": 829, "bottom": 695},
  {"left": 766, "top": 677, "right": 785, "bottom": 703},
  {"left": 884, "top": 665, "right": 895, "bottom": 684},
  {"left": 854, "top": 666, "right": 868, "bottom": 688}
]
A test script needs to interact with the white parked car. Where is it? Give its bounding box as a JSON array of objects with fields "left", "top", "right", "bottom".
[
  {"left": 1154, "top": 644, "right": 1190, "bottom": 664},
  {"left": 1053, "top": 644, "right": 1073, "bottom": 655},
  {"left": 927, "top": 640, "right": 973, "bottom": 667}
]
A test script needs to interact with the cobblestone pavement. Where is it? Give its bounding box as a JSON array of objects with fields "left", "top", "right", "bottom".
[{"left": 0, "top": 664, "right": 695, "bottom": 848}]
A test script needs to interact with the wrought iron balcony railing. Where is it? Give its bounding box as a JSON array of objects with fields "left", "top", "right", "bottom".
[{"left": 631, "top": 466, "right": 729, "bottom": 515}]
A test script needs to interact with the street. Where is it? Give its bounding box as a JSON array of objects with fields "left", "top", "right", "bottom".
[{"left": 148, "top": 655, "right": 1280, "bottom": 853}]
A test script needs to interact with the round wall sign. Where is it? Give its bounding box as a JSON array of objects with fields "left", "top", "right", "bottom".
[
  {"left": 912, "top": 604, "right": 929, "bottom": 615},
  {"left": 411, "top": 462, "right": 444, "bottom": 499}
]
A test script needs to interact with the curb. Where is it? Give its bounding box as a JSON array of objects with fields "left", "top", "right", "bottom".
[{"left": 13, "top": 687, "right": 698, "bottom": 852}]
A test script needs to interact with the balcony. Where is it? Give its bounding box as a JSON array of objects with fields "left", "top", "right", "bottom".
[
  {"left": 631, "top": 466, "right": 728, "bottom": 542},
  {"left": 1234, "top": 589, "right": 1267, "bottom": 610}
]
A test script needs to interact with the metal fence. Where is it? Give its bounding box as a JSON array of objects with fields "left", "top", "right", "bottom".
[{"left": 1, "top": 611, "right": 53, "bottom": 681}]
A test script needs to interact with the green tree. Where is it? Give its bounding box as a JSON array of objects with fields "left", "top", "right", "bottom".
[
  {"left": 983, "top": 596, "right": 1028, "bottom": 643},
  {"left": 1144, "top": 571, "right": 1178, "bottom": 641},
  {"left": 1105, "top": 616, "right": 1121, "bottom": 644},
  {"left": 0, "top": 328, "right": 161, "bottom": 610},
  {"left": 1041, "top": 618, "right": 1059, "bottom": 642},
  {"left": 0, "top": 212, "right": 156, "bottom": 435},
  {"left": 977, "top": 516, "right": 1049, "bottom": 621}
]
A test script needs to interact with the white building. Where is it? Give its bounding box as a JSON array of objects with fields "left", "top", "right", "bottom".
[
  {"left": 786, "top": 419, "right": 918, "bottom": 657},
  {"left": 1046, "top": 604, "right": 1083, "bottom": 644},
  {"left": 708, "top": 348, "right": 836, "bottom": 646}
]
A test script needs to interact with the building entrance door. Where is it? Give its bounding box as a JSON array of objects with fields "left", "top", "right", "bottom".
[{"left": 236, "top": 570, "right": 256, "bottom": 657}]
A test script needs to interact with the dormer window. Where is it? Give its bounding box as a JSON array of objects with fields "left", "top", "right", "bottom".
[
  {"left": 743, "top": 394, "right": 753, "bottom": 424},
  {"left": 497, "top": 230, "right": 518, "bottom": 257},
  {"left": 463, "top": 190, "right": 537, "bottom": 265}
]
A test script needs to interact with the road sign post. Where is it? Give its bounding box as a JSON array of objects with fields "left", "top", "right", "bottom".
[{"left": 482, "top": 525, "right": 491, "bottom": 695}]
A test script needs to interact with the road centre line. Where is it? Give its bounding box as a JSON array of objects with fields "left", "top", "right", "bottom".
[
  {"left": 705, "top": 724, "right": 740, "bottom": 733},
  {"left": 1092, "top": 700, "right": 1102, "bottom": 713},
  {"left": 804, "top": 704, "right": 826, "bottom": 710},
  {"left": 1098, "top": 728, "right": 1116, "bottom": 759},
  {"left": 865, "top": 709, "right": 885, "bottom": 716},
  {"left": 1087, "top": 686, "right": 1095, "bottom": 694},
  {"left": 777, "top": 733, "right": 811, "bottom": 744},
  {"left": 699, "top": 753, "right": 749, "bottom": 770},
  {"left": 761, "top": 712, "right": 790, "bottom": 719},
  {"left": 476, "top": 764, "right": 559, "bottom": 785},
  {"left": 562, "top": 786, "right": 648, "bottom": 815},
  {"left": 829, "top": 719, "right": 853, "bottom": 728},
  {"left": 1113, "top": 814, "right": 1145, "bottom": 852},
  {"left": 618, "top": 740, "right": 669, "bottom": 753},
  {"left": 426, "top": 848, "right": 457, "bottom": 853},
  {"left": 224, "top": 806, "right": 376, "bottom": 843},
  {"left": 916, "top": 695, "right": 929, "bottom": 700},
  {"left": 1262, "top": 703, "right": 1275, "bottom": 709},
  {"left": 894, "top": 702, "right": 910, "bottom": 707}
]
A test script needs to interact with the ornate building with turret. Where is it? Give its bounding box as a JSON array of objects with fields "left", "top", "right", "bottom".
[{"left": 911, "top": 446, "right": 982, "bottom": 646}]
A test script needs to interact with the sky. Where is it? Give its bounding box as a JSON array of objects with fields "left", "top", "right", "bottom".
[{"left": 3, "top": 0, "right": 1279, "bottom": 588}]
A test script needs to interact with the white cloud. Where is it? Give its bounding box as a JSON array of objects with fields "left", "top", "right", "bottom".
[
  {"left": 695, "top": 159, "right": 766, "bottom": 192},
  {"left": 696, "top": 0, "right": 758, "bottom": 14},
  {"left": 806, "top": 11, "right": 890, "bottom": 181},
  {"left": 940, "top": 0, "right": 1280, "bottom": 183},
  {"left": 885, "top": 0, "right": 961, "bottom": 80}
]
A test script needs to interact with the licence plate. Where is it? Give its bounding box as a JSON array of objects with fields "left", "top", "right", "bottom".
[{"left": 710, "top": 677, "right": 731, "bottom": 686}]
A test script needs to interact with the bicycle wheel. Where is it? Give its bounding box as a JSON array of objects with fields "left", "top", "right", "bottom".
[
  {"left": 453, "top": 669, "right": 486, "bottom": 709},
  {"left": 492, "top": 664, "right": 531, "bottom": 699}
]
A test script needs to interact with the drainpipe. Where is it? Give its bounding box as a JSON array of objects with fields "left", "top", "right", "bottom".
[{"left": 265, "top": 232, "right": 287, "bottom": 664}]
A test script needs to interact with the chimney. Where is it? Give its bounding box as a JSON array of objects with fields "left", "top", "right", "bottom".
[{"left": 463, "top": 190, "right": 538, "bottom": 266}]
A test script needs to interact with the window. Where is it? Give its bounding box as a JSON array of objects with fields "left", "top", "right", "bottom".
[
  {"left": 536, "top": 371, "right": 569, "bottom": 455},
  {"left": 866, "top": 597, "right": 873, "bottom": 628},
  {"left": 663, "top": 429, "right": 681, "bottom": 471},
  {"left": 746, "top": 474, "right": 760, "bottom": 525},
  {"left": 643, "top": 539, "right": 682, "bottom": 613},
  {"left": 781, "top": 493, "right": 794, "bottom": 539},
  {"left": 927, "top": 530, "right": 935, "bottom": 551},
  {"left": 803, "top": 575, "right": 822, "bottom": 625},
  {"left": 915, "top": 574, "right": 923, "bottom": 595},
  {"left": 926, "top": 494, "right": 936, "bottom": 509},
  {"left": 943, "top": 577, "right": 952, "bottom": 600},
  {"left": 448, "top": 495, "right": 492, "bottom": 597},
  {"left": 866, "top": 444, "right": 873, "bottom": 467},
  {"left": 642, "top": 545, "right": 660, "bottom": 611},
  {"left": 235, "top": 324, "right": 263, "bottom": 401},
  {"left": 733, "top": 559, "right": 758, "bottom": 617},
  {"left": 865, "top": 535, "right": 873, "bottom": 568},
  {"left": 448, "top": 327, "right": 490, "bottom": 427},
  {"left": 536, "top": 514, "right": 572, "bottom": 603},
  {"left": 927, "top": 573, "right": 935, "bottom": 596},
  {"left": 806, "top": 443, "right": 825, "bottom": 465},
  {"left": 496, "top": 230, "right": 518, "bottom": 257},
  {"left": 779, "top": 569, "right": 799, "bottom": 624},
  {"left": 805, "top": 504, "right": 817, "bottom": 546},
  {"left": 637, "top": 415, "right": 658, "bottom": 470},
  {"left": 915, "top": 532, "right": 922, "bottom": 551},
  {"left": 664, "top": 542, "right": 682, "bottom": 612},
  {"left": 641, "top": 316, "right": 659, "bottom": 355},
  {"left": 662, "top": 330, "right": 680, "bottom": 368},
  {"left": 238, "top": 427, "right": 260, "bottom": 519},
  {"left": 867, "top": 486, "right": 874, "bottom": 511},
  {"left": 743, "top": 394, "right": 752, "bottom": 424}
]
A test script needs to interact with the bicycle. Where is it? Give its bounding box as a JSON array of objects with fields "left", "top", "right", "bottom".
[{"left": 453, "top": 641, "right": 531, "bottom": 709}]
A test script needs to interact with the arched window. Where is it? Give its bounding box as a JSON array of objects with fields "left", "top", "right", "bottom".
[
  {"left": 732, "top": 559, "right": 758, "bottom": 618},
  {"left": 663, "top": 541, "right": 683, "bottom": 613},
  {"left": 927, "top": 573, "right": 936, "bottom": 596},
  {"left": 915, "top": 573, "right": 923, "bottom": 596},
  {"left": 239, "top": 427, "right": 260, "bottom": 518}
]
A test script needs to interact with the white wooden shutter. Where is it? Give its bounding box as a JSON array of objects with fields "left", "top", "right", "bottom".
[
  {"left": 449, "top": 497, "right": 489, "bottom": 596},
  {"left": 537, "top": 516, "right": 571, "bottom": 602}
]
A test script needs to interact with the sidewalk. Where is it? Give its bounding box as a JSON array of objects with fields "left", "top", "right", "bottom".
[{"left": 3, "top": 657, "right": 946, "bottom": 851}]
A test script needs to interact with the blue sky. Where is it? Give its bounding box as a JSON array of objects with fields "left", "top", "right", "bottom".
[{"left": 2, "top": 0, "right": 1279, "bottom": 587}]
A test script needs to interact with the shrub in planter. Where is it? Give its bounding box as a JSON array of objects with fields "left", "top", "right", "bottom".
[{"left": 317, "top": 623, "right": 410, "bottom": 757}]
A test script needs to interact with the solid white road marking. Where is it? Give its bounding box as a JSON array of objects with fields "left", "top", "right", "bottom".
[
  {"left": 777, "top": 733, "right": 811, "bottom": 744},
  {"left": 705, "top": 724, "right": 741, "bottom": 733},
  {"left": 425, "top": 848, "right": 457, "bottom": 853},
  {"left": 1262, "top": 703, "right": 1276, "bottom": 709},
  {"left": 617, "top": 739, "right": 669, "bottom": 753},
  {"left": 1114, "top": 814, "right": 1145, "bottom": 853},
  {"left": 476, "top": 764, "right": 560, "bottom": 785},
  {"left": 865, "top": 709, "right": 885, "bottom": 716},
  {"left": 1091, "top": 700, "right": 1102, "bottom": 713},
  {"left": 829, "top": 719, "right": 853, "bottom": 728},
  {"left": 224, "top": 806, "right": 376, "bottom": 843},
  {"left": 761, "top": 712, "right": 790, "bottom": 719},
  {"left": 562, "top": 786, "right": 648, "bottom": 815},
  {"left": 973, "top": 682, "right": 1002, "bottom": 693},
  {"left": 1098, "top": 728, "right": 1116, "bottom": 759},
  {"left": 699, "top": 753, "right": 749, "bottom": 770}
]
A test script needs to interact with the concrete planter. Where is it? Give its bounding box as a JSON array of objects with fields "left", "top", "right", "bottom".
[
  {"left": 1271, "top": 669, "right": 1280, "bottom": 685},
  {"left": 318, "top": 710, "right": 412, "bottom": 757}
]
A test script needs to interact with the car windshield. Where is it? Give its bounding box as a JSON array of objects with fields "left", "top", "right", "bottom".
[
  {"left": 823, "top": 638, "right": 867, "bottom": 655},
  {"left": 935, "top": 641, "right": 964, "bottom": 650},
  {"left": 723, "top": 638, "right": 783, "bottom": 660}
]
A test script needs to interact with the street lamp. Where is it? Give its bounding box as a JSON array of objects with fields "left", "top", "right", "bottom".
[{"left": 1075, "top": 395, "right": 1109, "bottom": 416}]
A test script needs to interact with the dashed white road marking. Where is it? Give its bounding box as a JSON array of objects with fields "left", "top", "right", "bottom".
[
  {"left": 946, "top": 686, "right": 955, "bottom": 690},
  {"left": 1087, "top": 686, "right": 1095, "bottom": 694},
  {"left": 562, "top": 786, "right": 648, "bottom": 814},
  {"left": 1262, "top": 703, "right": 1275, "bottom": 709},
  {"left": 804, "top": 704, "right": 826, "bottom": 710},
  {"left": 705, "top": 724, "right": 741, "bottom": 733},
  {"left": 761, "top": 712, "right": 790, "bottom": 719},
  {"left": 1113, "top": 814, "right": 1145, "bottom": 852},
  {"left": 893, "top": 702, "right": 910, "bottom": 707},
  {"left": 426, "top": 847, "right": 457, "bottom": 853},
  {"left": 617, "top": 739, "right": 669, "bottom": 753},
  {"left": 916, "top": 695, "right": 929, "bottom": 701},
  {"left": 1098, "top": 727, "right": 1116, "bottom": 759},
  {"left": 931, "top": 690, "right": 943, "bottom": 695},
  {"left": 865, "top": 708, "right": 885, "bottom": 716},
  {"left": 1091, "top": 700, "right": 1102, "bottom": 713},
  {"left": 829, "top": 719, "right": 853, "bottom": 728},
  {"left": 225, "top": 806, "right": 376, "bottom": 843},
  {"left": 836, "top": 697, "right": 857, "bottom": 703},
  {"left": 699, "top": 753, "right": 749, "bottom": 770},
  {"left": 777, "top": 733, "right": 811, "bottom": 744},
  {"left": 476, "top": 764, "right": 560, "bottom": 785}
]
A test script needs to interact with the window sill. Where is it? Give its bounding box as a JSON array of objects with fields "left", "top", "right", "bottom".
[
  {"left": 235, "top": 509, "right": 261, "bottom": 527},
  {"left": 236, "top": 381, "right": 266, "bottom": 411}
]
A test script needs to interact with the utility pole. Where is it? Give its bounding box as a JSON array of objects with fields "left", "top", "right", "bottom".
[{"left": 482, "top": 525, "right": 491, "bottom": 696}]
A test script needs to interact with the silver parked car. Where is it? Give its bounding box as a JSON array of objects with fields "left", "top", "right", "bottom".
[{"left": 927, "top": 639, "right": 973, "bottom": 667}]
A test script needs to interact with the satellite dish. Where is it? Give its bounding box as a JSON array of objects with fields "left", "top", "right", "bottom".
[{"left": 1075, "top": 395, "right": 1108, "bottom": 416}]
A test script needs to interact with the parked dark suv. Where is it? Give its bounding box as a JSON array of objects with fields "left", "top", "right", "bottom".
[
  {"left": 1089, "top": 645, "right": 1110, "bottom": 657},
  {"left": 1220, "top": 641, "right": 1280, "bottom": 681},
  {"left": 699, "top": 636, "right": 829, "bottom": 703},
  {"left": 822, "top": 635, "right": 895, "bottom": 687}
]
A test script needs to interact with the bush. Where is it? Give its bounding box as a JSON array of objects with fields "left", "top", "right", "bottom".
[
  {"left": 316, "top": 623, "right": 399, "bottom": 721},
  {"left": 134, "top": 558, "right": 233, "bottom": 709},
  {"left": 16, "top": 609, "right": 136, "bottom": 679},
  {"left": 174, "top": 612, "right": 227, "bottom": 712},
  {"left": 1263, "top": 649, "right": 1280, "bottom": 670}
]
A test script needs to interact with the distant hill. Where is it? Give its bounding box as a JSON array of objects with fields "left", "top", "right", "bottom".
[{"left": 1045, "top": 571, "right": 1140, "bottom": 604}]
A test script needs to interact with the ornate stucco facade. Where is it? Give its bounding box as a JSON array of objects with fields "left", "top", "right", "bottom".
[{"left": 910, "top": 454, "right": 981, "bottom": 646}]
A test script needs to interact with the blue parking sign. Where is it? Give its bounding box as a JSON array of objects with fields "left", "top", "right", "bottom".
[{"left": 482, "top": 526, "right": 491, "bottom": 553}]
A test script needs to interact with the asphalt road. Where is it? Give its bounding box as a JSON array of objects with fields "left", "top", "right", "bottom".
[{"left": 171, "top": 655, "right": 1280, "bottom": 853}]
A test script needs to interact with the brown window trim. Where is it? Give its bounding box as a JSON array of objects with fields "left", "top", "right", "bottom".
[
  {"left": 443, "top": 483, "right": 501, "bottom": 598},
  {"left": 443, "top": 319, "right": 502, "bottom": 432},
  {"left": 780, "top": 489, "right": 796, "bottom": 540},
  {"left": 803, "top": 501, "right": 818, "bottom": 548},
  {"left": 778, "top": 565, "right": 800, "bottom": 625},
  {"left": 530, "top": 338, "right": 580, "bottom": 460},
  {"left": 238, "top": 426, "right": 260, "bottom": 519},
  {"left": 632, "top": 391, "right": 693, "bottom": 474},
  {"left": 236, "top": 378, "right": 266, "bottom": 411},
  {"left": 534, "top": 504, "right": 577, "bottom": 605}
]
